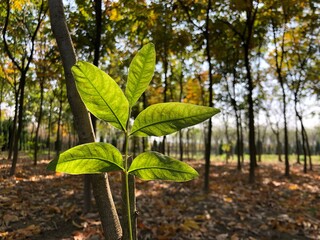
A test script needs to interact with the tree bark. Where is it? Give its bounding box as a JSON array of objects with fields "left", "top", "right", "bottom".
[
  {"left": 179, "top": 59, "right": 184, "bottom": 161},
  {"left": 47, "top": 98, "right": 53, "bottom": 160},
  {"left": 48, "top": 1, "right": 122, "bottom": 239},
  {"left": 228, "top": 68, "right": 242, "bottom": 170},
  {"left": 295, "top": 119, "right": 301, "bottom": 164},
  {"left": 84, "top": 0, "right": 103, "bottom": 214},
  {"left": 204, "top": 0, "right": 213, "bottom": 192},
  {"left": 7, "top": 87, "right": 18, "bottom": 161},
  {"left": 55, "top": 87, "right": 63, "bottom": 156},
  {"left": 244, "top": 5, "right": 257, "bottom": 183},
  {"left": 10, "top": 73, "right": 26, "bottom": 176},
  {"left": 271, "top": 19, "right": 290, "bottom": 177},
  {"left": 34, "top": 77, "right": 44, "bottom": 165}
]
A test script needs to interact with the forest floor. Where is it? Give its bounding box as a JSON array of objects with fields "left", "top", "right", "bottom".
[{"left": 0, "top": 155, "right": 320, "bottom": 240}]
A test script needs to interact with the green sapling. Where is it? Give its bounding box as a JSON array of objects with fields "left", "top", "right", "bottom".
[{"left": 47, "top": 43, "right": 220, "bottom": 239}]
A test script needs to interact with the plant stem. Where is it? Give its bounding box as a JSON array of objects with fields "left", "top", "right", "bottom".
[
  {"left": 124, "top": 131, "right": 133, "bottom": 240},
  {"left": 125, "top": 171, "right": 133, "bottom": 240}
]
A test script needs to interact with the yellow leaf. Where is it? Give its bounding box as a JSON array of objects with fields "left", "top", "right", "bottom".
[
  {"left": 180, "top": 219, "right": 200, "bottom": 231},
  {"left": 11, "top": 0, "right": 31, "bottom": 11},
  {"left": 288, "top": 184, "right": 299, "bottom": 190},
  {"left": 131, "top": 22, "right": 138, "bottom": 33},
  {"left": 109, "top": 8, "right": 122, "bottom": 21},
  {"left": 0, "top": 232, "right": 9, "bottom": 238},
  {"left": 223, "top": 196, "right": 233, "bottom": 203}
]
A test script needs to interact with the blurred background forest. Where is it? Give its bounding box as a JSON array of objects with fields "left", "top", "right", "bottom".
[{"left": 0, "top": 0, "right": 319, "bottom": 177}]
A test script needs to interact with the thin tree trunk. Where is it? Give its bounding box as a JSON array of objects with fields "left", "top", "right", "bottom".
[
  {"left": 281, "top": 83, "right": 290, "bottom": 177},
  {"left": 7, "top": 89, "right": 18, "bottom": 161},
  {"left": 239, "top": 113, "right": 244, "bottom": 164},
  {"left": 0, "top": 77, "right": 5, "bottom": 143},
  {"left": 298, "top": 113, "right": 312, "bottom": 172},
  {"left": 305, "top": 128, "right": 312, "bottom": 171},
  {"left": 204, "top": 0, "right": 213, "bottom": 192},
  {"left": 179, "top": 131, "right": 183, "bottom": 161},
  {"left": 55, "top": 88, "right": 63, "bottom": 156},
  {"left": 10, "top": 73, "right": 26, "bottom": 176},
  {"left": 231, "top": 69, "right": 242, "bottom": 170},
  {"left": 47, "top": 98, "right": 53, "bottom": 160},
  {"left": 301, "top": 121, "right": 307, "bottom": 173},
  {"left": 294, "top": 89, "right": 312, "bottom": 171},
  {"left": 235, "top": 94, "right": 243, "bottom": 167},
  {"left": 34, "top": 79, "right": 44, "bottom": 165},
  {"left": 271, "top": 19, "right": 290, "bottom": 177},
  {"left": 48, "top": 1, "right": 122, "bottom": 239},
  {"left": 161, "top": 56, "right": 168, "bottom": 154},
  {"left": 239, "top": 2, "right": 258, "bottom": 183},
  {"left": 244, "top": 43, "right": 256, "bottom": 183},
  {"left": 179, "top": 59, "right": 184, "bottom": 161},
  {"left": 276, "top": 132, "right": 282, "bottom": 162},
  {"left": 83, "top": 0, "right": 103, "bottom": 214},
  {"left": 295, "top": 118, "right": 301, "bottom": 164}
]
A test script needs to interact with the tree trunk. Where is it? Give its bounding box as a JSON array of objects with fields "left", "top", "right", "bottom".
[
  {"left": 55, "top": 88, "right": 63, "bottom": 157},
  {"left": 47, "top": 98, "right": 53, "bottom": 160},
  {"left": 161, "top": 57, "right": 168, "bottom": 154},
  {"left": 10, "top": 73, "right": 26, "bottom": 176},
  {"left": 295, "top": 119, "right": 301, "bottom": 164},
  {"left": 243, "top": 2, "right": 259, "bottom": 183},
  {"left": 7, "top": 89, "right": 18, "bottom": 161},
  {"left": 34, "top": 79, "right": 44, "bottom": 165},
  {"left": 280, "top": 82, "right": 290, "bottom": 177},
  {"left": 276, "top": 132, "right": 282, "bottom": 162},
  {"left": 271, "top": 19, "right": 290, "bottom": 177},
  {"left": 0, "top": 77, "right": 5, "bottom": 145},
  {"left": 239, "top": 113, "right": 244, "bottom": 164},
  {"left": 83, "top": 0, "right": 103, "bottom": 215},
  {"left": 231, "top": 69, "right": 242, "bottom": 170},
  {"left": 48, "top": 1, "right": 122, "bottom": 239},
  {"left": 179, "top": 59, "right": 184, "bottom": 161},
  {"left": 179, "top": 131, "right": 183, "bottom": 161},
  {"left": 244, "top": 48, "right": 256, "bottom": 184},
  {"left": 297, "top": 112, "right": 312, "bottom": 173},
  {"left": 204, "top": 0, "right": 213, "bottom": 193}
]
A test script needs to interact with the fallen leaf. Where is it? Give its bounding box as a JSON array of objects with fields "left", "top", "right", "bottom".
[
  {"left": 3, "top": 213, "right": 19, "bottom": 226},
  {"left": 216, "top": 233, "right": 228, "bottom": 240}
]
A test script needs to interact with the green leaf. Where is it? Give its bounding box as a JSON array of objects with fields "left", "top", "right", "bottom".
[
  {"left": 72, "top": 61, "right": 129, "bottom": 131},
  {"left": 130, "top": 102, "right": 220, "bottom": 137},
  {"left": 128, "top": 151, "right": 198, "bottom": 182},
  {"left": 47, "top": 143, "right": 124, "bottom": 174},
  {"left": 125, "top": 43, "right": 156, "bottom": 107}
]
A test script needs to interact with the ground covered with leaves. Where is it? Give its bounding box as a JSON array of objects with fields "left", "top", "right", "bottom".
[{"left": 1, "top": 156, "right": 319, "bottom": 239}]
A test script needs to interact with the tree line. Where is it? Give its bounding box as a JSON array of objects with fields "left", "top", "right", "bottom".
[{"left": 0, "top": 0, "right": 319, "bottom": 186}]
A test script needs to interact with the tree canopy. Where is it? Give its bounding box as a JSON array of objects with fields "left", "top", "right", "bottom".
[{"left": 0, "top": 0, "right": 319, "bottom": 179}]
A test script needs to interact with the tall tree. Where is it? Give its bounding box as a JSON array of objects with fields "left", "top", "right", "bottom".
[
  {"left": 178, "top": 0, "right": 218, "bottom": 192},
  {"left": 32, "top": 30, "right": 58, "bottom": 165},
  {"left": 48, "top": 1, "right": 122, "bottom": 239},
  {"left": 208, "top": 13, "right": 245, "bottom": 171},
  {"left": 284, "top": 2, "right": 319, "bottom": 172},
  {"left": 2, "top": 0, "right": 47, "bottom": 175},
  {"left": 270, "top": 9, "right": 290, "bottom": 177},
  {"left": 217, "top": 0, "right": 267, "bottom": 182}
]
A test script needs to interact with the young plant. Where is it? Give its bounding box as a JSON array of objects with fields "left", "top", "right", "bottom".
[{"left": 47, "top": 43, "right": 220, "bottom": 239}]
